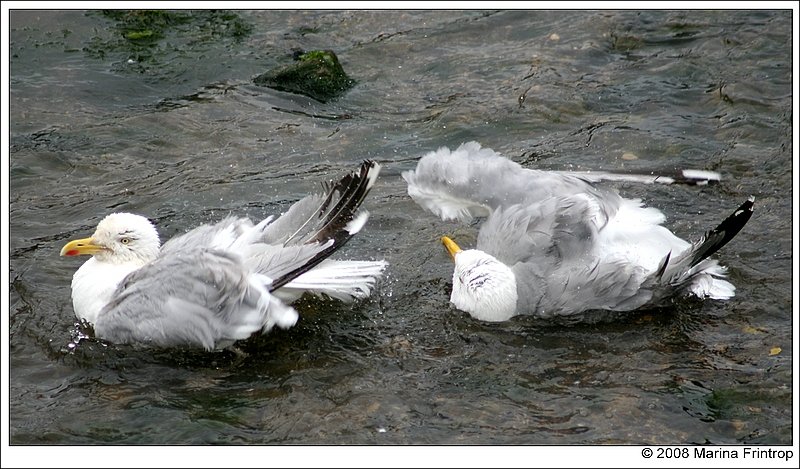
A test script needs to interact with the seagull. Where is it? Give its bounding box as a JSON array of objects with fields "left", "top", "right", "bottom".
[
  {"left": 402, "top": 142, "right": 754, "bottom": 322},
  {"left": 60, "top": 161, "right": 387, "bottom": 350}
]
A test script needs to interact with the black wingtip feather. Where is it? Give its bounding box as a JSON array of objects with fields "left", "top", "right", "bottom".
[
  {"left": 655, "top": 251, "right": 672, "bottom": 280},
  {"left": 688, "top": 196, "right": 755, "bottom": 267},
  {"left": 311, "top": 160, "right": 379, "bottom": 242},
  {"left": 269, "top": 161, "right": 381, "bottom": 291}
]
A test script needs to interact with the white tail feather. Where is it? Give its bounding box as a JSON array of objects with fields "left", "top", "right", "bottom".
[
  {"left": 688, "top": 275, "right": 736, "bottom": 300},
  {"left": 276, "top": 259, "right": 388, "bottom": 303},
  {"left": 683, "top": 260, "right": 735, "bottom": 300}
]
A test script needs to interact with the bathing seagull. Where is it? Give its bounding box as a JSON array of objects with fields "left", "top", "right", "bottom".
[
  {"left": 402, "top": 142, "right": 754, "bottom": 322},
  {"left": 61, "top": 161, "right": 387, "bottom": 350}
]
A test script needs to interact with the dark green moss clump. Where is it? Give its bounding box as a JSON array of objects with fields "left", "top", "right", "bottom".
[
  {"left": 82, "top": 10, "right": 253, "bottom": 77},
  {"left": 102, "top": 10, "right": 192, "bottom": 43},
  {"left": 253, "top": 49, "right": 356, "bottom": 103}
]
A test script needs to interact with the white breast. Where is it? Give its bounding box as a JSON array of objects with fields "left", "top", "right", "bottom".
[{"left": 70, "top": 257, "right": 141, "bottom": 325}]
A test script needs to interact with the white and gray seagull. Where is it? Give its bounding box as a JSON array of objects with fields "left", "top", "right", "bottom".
[
  {"left": 61, "top": 161, "right": 387, "bottom": 350},
  {"left": 403, "top": 141, "right": 754, "bottom": 322}
]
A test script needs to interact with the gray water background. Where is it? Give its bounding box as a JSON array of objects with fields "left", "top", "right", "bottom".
[{"left": 7, "top": 9, "right": 794, "bottom": 446}]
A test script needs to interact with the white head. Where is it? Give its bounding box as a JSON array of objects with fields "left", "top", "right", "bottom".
[
  {"left": 60, "top": 212, "right": 161, "bottom": 265},
  {"left": 442, "top": 236, "right": 519, "bottom": 322}
]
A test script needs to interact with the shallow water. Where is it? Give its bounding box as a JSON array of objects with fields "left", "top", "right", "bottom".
[{"left": 7, "top": 9, "right": 794, "bottom": 449}]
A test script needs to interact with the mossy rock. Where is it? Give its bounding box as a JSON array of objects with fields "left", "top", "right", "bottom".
[{"left": 254, "top": 49, "right": 355, "bottom": 103}]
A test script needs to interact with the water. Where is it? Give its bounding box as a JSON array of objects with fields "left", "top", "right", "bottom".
[{"left": 7, "top": 8, "right": 794, "bottom": 453}]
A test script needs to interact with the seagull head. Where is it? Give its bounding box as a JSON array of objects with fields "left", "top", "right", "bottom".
[
  {"left": 60, "top": 212, "right": 161, "bottom": 265},
  {"left": 441, "top": 236, "right": 518, "bottom": 322}
]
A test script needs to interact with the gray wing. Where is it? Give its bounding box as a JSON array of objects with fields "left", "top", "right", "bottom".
[
  {"left": 260, "top": 194, "right": 327, "bottom": 245},
  {"left": 403, "top": 141, "right": 621, "bottom": 223},
  {"left": 158, "top": 211, "right": 335, "bottom": 289},
  {"left": 477, "top": 198, "right": 651, "bottom": 317},
  {"left": 511, "top": 257, "right": 652, "bottom": 318},
  {"left": 477, "top": 195, "right": 615, "bottom": 266},
  {"left": 160, "top": 215, "right": 258, "bottom": 254},
  {"left": 162, "top": 160, "right": 381, "bottom": 290},
  {"left": 548, "top": 169, "right": 721, "bottom": 186},
  {"left": 94, "top": 249, "right": 296, "bottom": 350}
]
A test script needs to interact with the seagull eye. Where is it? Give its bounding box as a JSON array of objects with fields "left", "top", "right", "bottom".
[{"left": 120, "top": 237, "right": 130, "bottom": 245}]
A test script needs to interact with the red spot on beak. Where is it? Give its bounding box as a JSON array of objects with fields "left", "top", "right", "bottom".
[{"left": 64, "top": 249, "right": 79, "bottom": 256}]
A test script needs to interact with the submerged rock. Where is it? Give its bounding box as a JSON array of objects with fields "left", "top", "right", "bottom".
[{"left": 254, "top": 49, "right": 355, "bottom": 102}]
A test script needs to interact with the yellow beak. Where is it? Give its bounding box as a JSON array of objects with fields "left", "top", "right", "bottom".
[
  {"left": 60, "top": 237, "right": 108, "bottom": 257},
  {"left": 441, "top": 236, "right": 463, "bottom": 261}
]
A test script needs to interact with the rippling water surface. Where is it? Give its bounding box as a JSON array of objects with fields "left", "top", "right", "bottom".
[{"left": 7, "top": 8, "right": 795, "bottom": 452}]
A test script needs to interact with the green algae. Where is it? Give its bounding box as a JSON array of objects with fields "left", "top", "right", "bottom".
[
  {"left": 253, "top": 49, "right": 356, "bottom": 103},
  {"left": 82, "top": 10, "right": 252, "bottom": 76}
]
